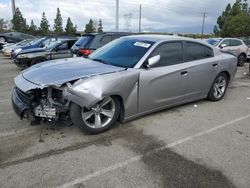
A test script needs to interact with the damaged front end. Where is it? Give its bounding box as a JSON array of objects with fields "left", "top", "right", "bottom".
[{"left": 12, "top": 85, "right": 70, "bottom": 123}]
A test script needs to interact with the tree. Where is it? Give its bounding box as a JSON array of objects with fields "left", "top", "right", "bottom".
[
  {"left": 54, "top": 8, "right": 63, "bottom": 34},
  {"left": 0, "top": 19, "right": 4, "bottom": 30},
  {"left": 215, "top": 0, "right": 250, "bottom": 37},
  {"left": 65, "top": 17, "right": 76, "bottom": 35},
  {"left": 39, "top": 12, "right": 50, "bottom": 35},
  {"left": 97, "top": 19, "right": 103, "bottom": 33},
  {"left": 85, "top": 19, "right": 95, "bottom": 33},
  {"left": 213, "top": 25, "right": 220, "bottom": 36},
  {"left": 28, "top": 20, "right": 37, "bottom": 35},
  {"left": 11, "top": 8, "right": 27, "bottom": 32}
]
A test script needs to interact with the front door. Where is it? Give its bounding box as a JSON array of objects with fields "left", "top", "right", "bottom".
[
  {"left": 138, "top": 41, "right": 189, "bottom": 113},
  {"left": 51, "top": 42, "right": 73, "bottom": 60}
]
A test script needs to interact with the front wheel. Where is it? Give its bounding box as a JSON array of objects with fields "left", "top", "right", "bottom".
[
  {"left": 70, "top": 96, "right": 120, "bottom": 134},
  {"left": 207, "top": 73, "right": 228, "bottom": 101},
  {"left": 0, "top": 37, "right": 6, "bottom": 43}
]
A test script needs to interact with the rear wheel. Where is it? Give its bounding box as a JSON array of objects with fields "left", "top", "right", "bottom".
[
  {"left": 70, "top": 96, "right": 120, "bottom": 134},
  {"left": 238, "top": 53, "right": 246, "bottom": 66},
  {"left": 207, "top": 73, "right": 228, "bottom": 101}
]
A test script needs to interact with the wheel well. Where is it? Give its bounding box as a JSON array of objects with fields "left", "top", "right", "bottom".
[
  {"left": 111, "top": 95, "right": 124, "bottom": 122},
  {"left": 239, "top": 52, "right": 246, "bottom": 58},
  {"left": 220, "top": 71, "right": 231, "bottom": 82}
]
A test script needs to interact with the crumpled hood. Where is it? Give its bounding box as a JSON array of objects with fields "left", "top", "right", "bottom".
[
  {"left": 22, "top": 57, "right": 126, "bottom": 86},
  {"left": 19, "top": 48, "right": 46, "bottom": 54}
]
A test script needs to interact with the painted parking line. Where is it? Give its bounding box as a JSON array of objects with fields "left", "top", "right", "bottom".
[
  {"left": 0, "top": 99, "right": 10, "bottom": 102},
  {"left": 58, "top": 114, "right": 250, "bottom": 188},
  {"left": 0, "top": 111, "right": 13, "bottom": 115}
]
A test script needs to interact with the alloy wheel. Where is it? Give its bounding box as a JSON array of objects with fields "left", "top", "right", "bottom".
[
  {"left": 81, "top": 97, "right": 115, "bottom": 129},
  {"left": 213, "top": 76, "right": 227, "bottom": 99}
]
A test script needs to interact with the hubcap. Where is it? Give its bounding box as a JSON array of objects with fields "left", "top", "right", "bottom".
[
  {"left": 0, "top": 37, "right": 6, "bottom": 43},
  {"left": 213, "top": 76, "right": 226, "bottom": 99},
  {"left": 238, "top": 55, "right": 245, "bottom": 65},
  {"left": 81, "top": 97, "right": 115, "bottom": 129}
]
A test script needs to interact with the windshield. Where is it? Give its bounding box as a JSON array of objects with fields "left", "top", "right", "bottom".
[
  {"left": 206, "top": 39, "right": 222, "bottom": 46},
  {"left": 17, "top": 39, "right": 33, "bottom": 46},
  {"left": 89, "top": 38, "right": 154, "bottom": 68},
  {"left": 30, "top": 37, "right": 46, "bottom": 46}
]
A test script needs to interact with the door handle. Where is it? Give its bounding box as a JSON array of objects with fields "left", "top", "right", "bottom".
[
  {"left": 180, "top": 71, "right": 188, "bottom": 76},
  {"left": 213, "top": 63, "right": 218, "bottom": 67}
]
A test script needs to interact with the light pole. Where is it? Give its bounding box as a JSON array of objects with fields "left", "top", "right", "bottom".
[
  {"left": 11, "top": 0, "right": 16, "bottom": 16},
  {"left": 139, "top": 4, "right": 142, "bottom": 33},
  {"left": 115, "top": 0, "right": 119, "bottom": 31},
  {"left": 201, "top": 12, "right": 207, "bottom": 39}
]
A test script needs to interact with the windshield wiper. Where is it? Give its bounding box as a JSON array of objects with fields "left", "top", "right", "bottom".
[{"left": 92, "top": 58, "right": 110, "bottom": 65}]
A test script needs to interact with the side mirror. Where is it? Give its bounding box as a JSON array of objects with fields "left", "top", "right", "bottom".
[
  {"left": 220, "top": 44, "right": 227, "bottom": 49},
  {"left": 147, "top": 55, "right": 161, "bottom": 68}
]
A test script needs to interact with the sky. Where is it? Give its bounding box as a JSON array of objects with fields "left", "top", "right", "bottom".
[{"left": 0, "top": 0, "right": 241, "bottom": 33}]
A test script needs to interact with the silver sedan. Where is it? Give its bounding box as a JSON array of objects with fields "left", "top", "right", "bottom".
[{"left": 12, "top": 35, "right": 237, "bottom": 134}]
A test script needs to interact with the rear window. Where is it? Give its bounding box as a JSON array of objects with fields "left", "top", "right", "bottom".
[
  {"left": 74, "top": 36, "right": 93, "bottom": 48},
  {"left": 230, "top": 39, "right": 242, "bottom": 46},
  {"left": 185, "top": 42, "right": 213, "bottom": 61}
]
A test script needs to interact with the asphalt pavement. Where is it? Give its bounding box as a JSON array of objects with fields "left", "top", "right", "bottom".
[{"left": 0, "top": 54, "right": 250, "bottom": 188}]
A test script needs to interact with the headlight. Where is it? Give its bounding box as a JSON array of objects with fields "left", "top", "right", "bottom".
[
  {"left": 14, "top": 48, "right": 22, "bottom": 54},
  {"left": 17, "top": 54, "right": 28, "bottom": 59}
]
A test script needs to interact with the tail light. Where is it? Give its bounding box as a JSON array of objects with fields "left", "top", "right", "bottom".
[{"left": 79, "top": 49, "right": 92, "bottom": 56}]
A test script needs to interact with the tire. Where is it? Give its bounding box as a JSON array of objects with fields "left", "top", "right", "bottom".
[
  {"left": 207, "top": 73, "right": 229, "bottom": 101},
  {"left": 0, "top": 37, "right": 6, "bottom": 43},
  {"left": 70, "top": 96, "right": 121, "bottom": 134},
  {"left": 237, "top": 53, "right": 246, "bottom": 67},
  {"left": 30, "top": 58, "right": 46, "bottom": 66}
]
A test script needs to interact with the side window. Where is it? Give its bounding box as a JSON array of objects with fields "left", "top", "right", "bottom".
[
  {"left": 150, "top": 42, "right": 183, "bottom": 67},
  {"left": 41, "top": 39, "right": 50, "bottom": 47},
  {"left": 230, "top": 39, "right": 242, "bottom": 46},
  {"left": 57, "top": 42, "right": 68, "bottom": 50},
  {"left": 185, "top": 42, "right": 213, "bottom": 61},
  {"left": 220, "top": 39, "right": 230, "bottom": 46},
  {"left": 100, "top": 35, "right": 112, "bottom": 45}
]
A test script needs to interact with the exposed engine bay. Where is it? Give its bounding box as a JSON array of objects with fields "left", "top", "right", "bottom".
[{"left": 24, "top": 86, "right": 70, "bottom": 122}]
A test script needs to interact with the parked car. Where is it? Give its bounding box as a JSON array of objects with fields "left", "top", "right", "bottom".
[
  {"left": 12, "top": 35, "right": 237, "bottom": 134},
  {"left": 2, "top": 39, "right": 34, "bottom": 57},
  {"left": 207, "top": 38, "right": 248, "bottom": 66},
  {"left": 11, "top": 35, "right": 77, "bottom": 59},
  {"left": 0, "top": 42, "right": 13, "bottom": 52},
  {"left": 241, "top": 38, "right": 250, "bottom": 61},
  {"left": 71, "top": 32, "right": 133, "bottom": 57},
  {"left": 0, "top": 32, "right": 35, "bottom": 43},
  {"left": 14, "top": 39, "right": 77, "bottom": 68}
]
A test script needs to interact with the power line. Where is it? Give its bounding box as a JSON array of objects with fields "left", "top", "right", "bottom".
[{"left": 123, "top": 13, "right": 132, "bottom": 32}]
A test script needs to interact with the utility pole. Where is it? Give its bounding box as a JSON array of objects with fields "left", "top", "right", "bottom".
[
  {"left": 11, "top": 0, "right": 16, "bottom": 16},
  {"left": 115, "top": 0, "right": 119, "bottom": 31},
  {"left": 139, "top": 4, "right": 142, "bottom": 33},
  {"left": 201, "top": 12, "right": 207, "bottom": 39}
]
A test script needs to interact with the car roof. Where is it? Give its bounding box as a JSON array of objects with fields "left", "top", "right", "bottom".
[
  {"left": 82, "top": 32, "right": 134, "bottom": 36},
  {"left": 121, "top": 34, "right": 202, "bottom": 43}
]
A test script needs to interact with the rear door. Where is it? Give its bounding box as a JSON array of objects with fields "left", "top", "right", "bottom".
[
  {"left": 183, "top": 41, "right": 218, "bottom": 98},
  {"left": 138, "top": 41, "right": 189, "bottom": 113}
]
